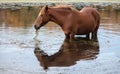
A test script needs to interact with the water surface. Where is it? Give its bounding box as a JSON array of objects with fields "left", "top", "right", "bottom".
[{"left": 0, "top": 7, "right": 120, "bottom": 74}]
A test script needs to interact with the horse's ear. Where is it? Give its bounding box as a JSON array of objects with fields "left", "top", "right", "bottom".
[{"left": 45, "top": 5, "right": 48, "bottom": 13}]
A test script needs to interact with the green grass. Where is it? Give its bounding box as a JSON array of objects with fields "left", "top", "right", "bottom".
[{"left": 0, "top": 0, "right": 120, "bottom": 2}]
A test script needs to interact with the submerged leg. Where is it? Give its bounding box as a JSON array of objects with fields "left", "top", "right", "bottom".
[
  {"left": 86, "top": 33, "right": 90, "bottom": 40},
  {"left": 70, "top": 33, "right": 75, "bottom": 40},
  {"left": 92, "top": 31, "right": 98, "bottom": 41},
  {"left": 65, "top": 33, "right": 70, "bottom": 39},
  {"left": 65, "top": 32, "right": 75, "bottom": 41}
]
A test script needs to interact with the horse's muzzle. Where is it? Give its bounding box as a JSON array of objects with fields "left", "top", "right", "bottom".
[{"left": 34, "top": 25, "right": 40, "bottom": 30}]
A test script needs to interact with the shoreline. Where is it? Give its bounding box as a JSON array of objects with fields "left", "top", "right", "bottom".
[
  {"left": 0, "top": 0, "right": 120, "bottom": 2},
  {"left": 0, "top": 2, "right": 120, "bottom": 10}
]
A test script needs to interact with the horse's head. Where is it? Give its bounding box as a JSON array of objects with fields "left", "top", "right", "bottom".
[{"left": 34, "top": 5, "right": 50, "bottom": 30}]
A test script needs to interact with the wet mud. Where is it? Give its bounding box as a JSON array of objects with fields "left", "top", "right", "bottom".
[{"left": 0, "top": 7, "right": 120, "bottom": 74}]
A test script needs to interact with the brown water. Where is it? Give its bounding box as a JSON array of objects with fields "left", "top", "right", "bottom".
[{"left": 0, "top": 7, "right": 120, "bottom": 74}]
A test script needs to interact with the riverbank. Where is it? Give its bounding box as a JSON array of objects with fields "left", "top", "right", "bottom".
[
  {"left": 0, "top": 2, "right": 120, "bottom": 10},
  {"left": 0, "top": 0, "right": 120, "bottom": 2}
]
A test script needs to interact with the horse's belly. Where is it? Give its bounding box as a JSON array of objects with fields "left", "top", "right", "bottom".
[
  {"left": 76, "top": 31, "right": 90, "bottom": 35},
  {"left": 75, "top": 25, "right": 94, "bottom": 35},
  {"left": 76, "top": 32, "right": 87, "bottom": 35}
]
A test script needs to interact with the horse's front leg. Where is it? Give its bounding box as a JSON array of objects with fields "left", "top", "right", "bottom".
[
  {"left": 65, "top": 33, "right": 70, "bottom": 39},
  {"left": 64, "top": 29, "right": 70, "bottom": 39},
  {"left": 65, "top": 33, "right": 75, "bottom": 40},
  {"left": 70, "top": 33, "right": 75, "bottom": 40},
  {"left": 63, "top": 25, "right": 74, "bottom": 40}
]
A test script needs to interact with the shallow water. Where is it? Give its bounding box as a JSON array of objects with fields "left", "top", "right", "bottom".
[{"left": 0, "top": 7, "right": 120, "bottom": 74}]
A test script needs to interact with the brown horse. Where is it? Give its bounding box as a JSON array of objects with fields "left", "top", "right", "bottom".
[{"left": 34, "top": 5, "right": 100, "bottom": 41}]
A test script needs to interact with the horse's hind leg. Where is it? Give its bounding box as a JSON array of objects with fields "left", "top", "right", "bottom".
[
  {"left": 92, "top": 20, "right": 100, "bottom": 41},
  {"left": 92, "top": 10, "right": 100, "bottom": 42},
  {"left": 92, "top": 30, "right": 98, "bottom": 41}
]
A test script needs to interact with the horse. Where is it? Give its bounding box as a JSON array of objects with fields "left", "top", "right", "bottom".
[{"left": 34, "top": 5, "right": 100, "bottom": 41}]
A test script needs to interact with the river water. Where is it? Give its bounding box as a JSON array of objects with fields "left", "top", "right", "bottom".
[{"left": 0, "top": 7, "right": 120, "bottom": 74}]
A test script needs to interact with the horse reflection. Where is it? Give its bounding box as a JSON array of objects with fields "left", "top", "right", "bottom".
[{"left": 34, "top": 38, "right": 99, "bottom": 70}]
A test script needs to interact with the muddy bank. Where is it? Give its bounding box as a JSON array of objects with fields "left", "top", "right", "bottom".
[{"left": 0, "top": 2, "right": 120, "bottom": 10}]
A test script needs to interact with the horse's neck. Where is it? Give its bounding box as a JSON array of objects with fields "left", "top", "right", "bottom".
[{"left": 49, "top": 8, "right": 70, "bottom": 26}]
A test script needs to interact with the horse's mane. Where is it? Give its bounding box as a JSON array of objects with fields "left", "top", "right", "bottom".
[{"left": 51, "top": 5, "right": 79, "bottom": 13}]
